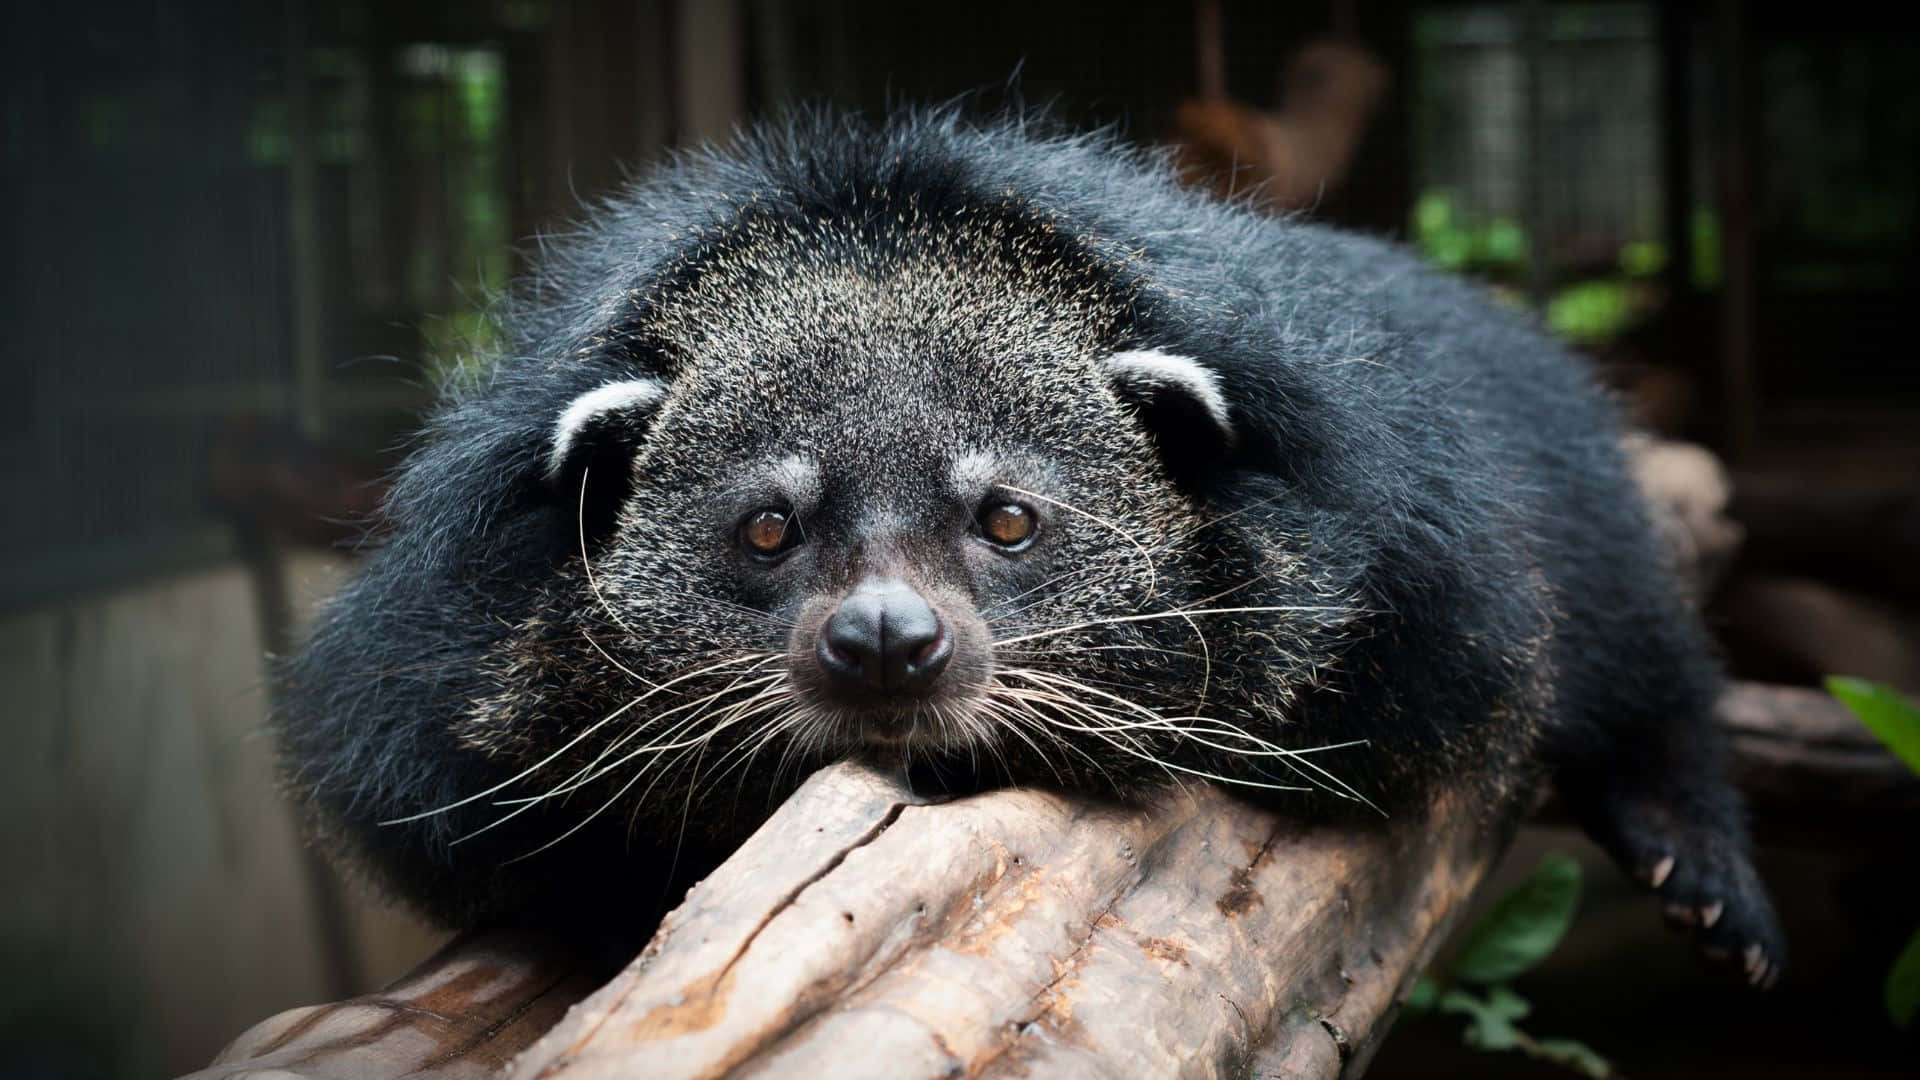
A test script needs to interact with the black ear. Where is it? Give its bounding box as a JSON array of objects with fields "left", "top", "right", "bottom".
[
  {"left": 1101, "top": 349, "right": 1237, "bottom": 482},
  {"left": 546, "top": 377, "right": 669, "bottom": 541}
]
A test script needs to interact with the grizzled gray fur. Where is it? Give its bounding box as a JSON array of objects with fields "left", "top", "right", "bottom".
[{"left": 277, "top": 108, "right": 1782, "bottom": 983}]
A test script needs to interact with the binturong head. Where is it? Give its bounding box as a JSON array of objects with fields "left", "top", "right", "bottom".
[{"left": 517, "top": 208, "right": 1269, "bottom": 781}]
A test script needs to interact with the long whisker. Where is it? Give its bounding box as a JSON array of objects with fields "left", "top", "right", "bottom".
[
  {"left": 1002, "top": 485, "right": 1161, "bottom": 603},
  {"left": 454, "top": 674, "right": 788, "bottom": 847},
  {"left": 993, "top": 603, "right": 1355, "bottom": 648},
  {"left": 978, "top": 562, "right": 1130, "bottom": 621},
  {"left": 379, "top": 650, "right": 777, "bottom": 827},
  {"left": 575, "top": 465, "right": 662, "bottom": 689},
  {"left": 996, "top": 682, "right": 1188, "bottom": 793},
  {"left": 491, "top": 671, "right": 788, "bottom": 808},
  {"left": 1000, "top": 667, "right": 1376, "bottom": 811},
  {"left": 1022, "top": 704, "right": 1314, "bottom": 794},
  {"left": 721, "top": 704, "right": 806, "bottom": 804},
  {"left": 978, "top": 694, "right": 1093, "bottom": 788}
]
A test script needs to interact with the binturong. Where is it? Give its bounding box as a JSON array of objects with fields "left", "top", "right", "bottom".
[{"left": 276, "top": 108, "right": 1783, "bottom": 985}]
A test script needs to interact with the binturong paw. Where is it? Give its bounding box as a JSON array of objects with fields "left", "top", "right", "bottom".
[
  {"left": 1607, "top": 801, "right": 1788, "bottom": 989},
  {"left": 1642, "top": 846, "right": 1786, "bottom": 988}
]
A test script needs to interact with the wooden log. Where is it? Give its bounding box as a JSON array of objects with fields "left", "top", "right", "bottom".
[
  {"left": 191, "top": 678, "right": 1914, "bottom": 1079},
  {"left": 182, "top": 931, "right": 599, "bottom": 1080},
  {"left": 1718, "top": 681, "right": 1920, "bottom": 845},
  {"left": 1729, "top": 466, "right": 1920, "bottom": 604},
  {"left": 1712, "top": 574, "right": 1920, "bottom": 696},
  {"left": 501, "top": 765, "right": 1504, "bottom": 1079}
]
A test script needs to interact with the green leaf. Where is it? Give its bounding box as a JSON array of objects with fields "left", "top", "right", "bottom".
[
  {"left": 1531, "top": 1036, "right": 1616, "bottom": 1078},
  {"left": 1483, "top": 984, "right": 1532, "bottom": 1021},
  {"left": 1450, "top": 853, "right": 1584, "bottom": 984},
  {"left": 1440, "top": 986, "right": 1529, "bottom": 1051},
  {"left": 1826, "top": 676, "right": 1920, "bottom": 777},
  {"left": 1889, "top": 924, "right": 1920, "bottom": 1029},
  {"left": 1402, "top": 976, "right": 1439, "bottom": 1017}
]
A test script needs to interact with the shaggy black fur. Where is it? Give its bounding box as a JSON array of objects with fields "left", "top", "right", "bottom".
[{"left": 276, "top": 108, "right": 1782, "bottom": 983}]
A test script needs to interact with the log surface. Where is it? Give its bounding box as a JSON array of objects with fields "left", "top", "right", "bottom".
[
  {"left": 1719, "top": 681, "right": 1920, "bottom": 844},
  {"left": 504, "top": 765, "right": 1503, "bottom": 1080},
  {"left": 188, "top": 680, "right": 1914, "bottom": 1079},
  {"left": 184, "top": 931, "right": 597, "bottom": 1080}
]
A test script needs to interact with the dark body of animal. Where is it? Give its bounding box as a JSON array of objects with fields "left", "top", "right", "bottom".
[{"left": 277, "top": 110, "right": 1782, "bottom": 983}]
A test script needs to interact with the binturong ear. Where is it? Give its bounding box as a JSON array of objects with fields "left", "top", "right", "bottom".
[
  {"left": 1101, "top": 349, "right": 1238, "bottom": 482},
  {"left": 546, "top": 377, "right": 669, "bottom": 541}
]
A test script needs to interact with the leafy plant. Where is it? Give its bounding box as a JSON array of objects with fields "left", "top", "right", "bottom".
[
  {"left": 1401, "top": 853, "right": 1617, "bottom": 1077},
  {"left": 1825, "top": 675, "right": 1920, "bottom": 1029}
]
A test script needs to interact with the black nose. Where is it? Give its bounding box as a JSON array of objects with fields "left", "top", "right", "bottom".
[{"left": 816, "top": 579, "right": 953, "bottom": 698}]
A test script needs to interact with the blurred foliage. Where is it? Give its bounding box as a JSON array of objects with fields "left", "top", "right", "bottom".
[
  {"left": 1414, "top": 189, "right": 1677, "bottom": 345},
  {"left": 1402, "top": 853, "right": 1616, "bottom": 1077},
  {"left": 1690, "top": 208, "right": 1721, "bottom": 290},
  {"left": 1546, "top": 280, "right": 1637, "bottom": 344},
  {"left": 1414, "top": 190, "right": 1528, "bottom": 273},
  {"left": 1450, "top": 851, "right": 1585, "bottom": 985},
  {"left": 1829, "top": 677, "right": 1920, "bottom": 777},
  {"left": 1618, "top": 239, "right": 1666, "bottom": 278},
  {"left": 1825, "top": 676, "right": 1920, "bottom": 1030},
  {"left": 247, "top": 97, "right": 291, "bottom": 165}
]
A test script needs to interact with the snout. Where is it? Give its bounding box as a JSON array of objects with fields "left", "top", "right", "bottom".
[{"left": 815, "top": 578, "right": 953, "bottom": 699}]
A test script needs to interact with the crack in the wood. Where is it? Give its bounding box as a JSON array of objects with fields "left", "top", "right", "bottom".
[
  {"left": 735, "top": 833, "right": 1045, "bottom": 1075},
  {"left": 1318, "top": 1016, "right": 1351, "bottom": 1065},
  {"left": 711, "top": 800, "right": 913, "bottom": 986},
  {"left": 281, "top": 999, "right": 468, "bottom": 1070},
  {"left": 967, "top": 890, "right": 1126, "bottom": 1076},
  {"left": 1216, "top": 822, "right": 1285, "bottom": 918},
  {"left": 537, "top": 799, "right": 912, "bottom": 1074},
  {"left": 972, "top": 815, "right": 1298, "bottom": 1076}
]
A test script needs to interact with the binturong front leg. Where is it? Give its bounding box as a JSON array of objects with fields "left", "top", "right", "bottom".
[{"left": 1548, "top": 676, "right": 1787, "bottom": 988}]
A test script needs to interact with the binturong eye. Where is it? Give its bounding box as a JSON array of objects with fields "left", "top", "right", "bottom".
[
  {"left": 976, "top": 501, "right": 1037, "bottom": 550},
  {"left": 740, "top": 508, "right": 802, "bottom": 560}
]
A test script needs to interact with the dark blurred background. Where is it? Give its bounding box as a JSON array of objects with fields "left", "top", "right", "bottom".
[{"left": 3, "top": 1, "right": 1915, "bottom": 1077}]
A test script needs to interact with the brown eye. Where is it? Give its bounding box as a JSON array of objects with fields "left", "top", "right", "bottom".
[
  {"left": 978, "top": 502, "right": 1036, "bottom": 549},
  {"left": 740, "top": 509, "right": 799, "bottom": 558}
]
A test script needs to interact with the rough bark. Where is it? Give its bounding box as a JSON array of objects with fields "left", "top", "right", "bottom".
[
  {"left": 500, "top": 766, "right": 1505, "bottom": 1080},
  {"left": 185, "top": 931, "right": 597, "bottom": 1080},
  {"left": 191, "top": 764, "right": 1509, "bottom": 1080},
  {"left": 191, "top": 680, "right": 1916, "bottom": 1078}
]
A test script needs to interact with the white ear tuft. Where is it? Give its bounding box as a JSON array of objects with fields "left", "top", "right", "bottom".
[
  {"left": 548, "top": 377, "right": 668, "bottom": 480},
  {"left": 1101, "top": 349, "right": 1235, "bottom": 444}
]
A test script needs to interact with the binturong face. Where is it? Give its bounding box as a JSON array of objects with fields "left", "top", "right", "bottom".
[{"left": 457, "top": 220, "right": 1346, "bottom": 838}]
